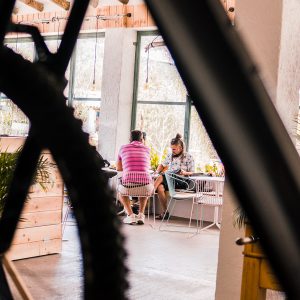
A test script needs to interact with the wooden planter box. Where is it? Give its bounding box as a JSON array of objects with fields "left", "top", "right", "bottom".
[
  {"left": 0, "top": 137, "right": 64, "bottom": 260},
  {"left": 240, "top": 223, "right": 282, "bottom": 299}
]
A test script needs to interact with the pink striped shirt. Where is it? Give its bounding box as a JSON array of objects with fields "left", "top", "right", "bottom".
[{"left": 117, "top": 141, "right": 151, "bottom": 183}]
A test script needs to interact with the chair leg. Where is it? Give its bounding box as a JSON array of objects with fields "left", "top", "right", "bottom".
[
  {"left": 159, "top": 197, "right": 175, "bottom": 231},
  {"left": 62, "top": 200, "right": 71, "bottom": 237},
  {"left": 147, "top": 196, "right": 156, "bottom": 228},
  {"left": 189, "top": 200, "right": 195, "bottom": 228},
  {"left": 152, "top": 195, "right": 156, "bottom": 226},
  {"left": 147, "top": 197, "right": 150, "bottom": 222}
]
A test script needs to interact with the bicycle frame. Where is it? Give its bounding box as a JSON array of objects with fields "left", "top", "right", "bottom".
[{"left": 145, "top": 0, "right": 300, "bottom": 298}]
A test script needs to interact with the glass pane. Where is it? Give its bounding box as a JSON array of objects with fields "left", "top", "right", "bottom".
[
  {"left": 45, "top": 38, "right": 61, "bottom": 54},
  {"left": 137, "top": 35, "right": 187, "bottom": 102},
  {"left": 1, "top": 40, "right": 33, "bottom": 132},
  {"left": 73, "top": 100, "right": 101, "bottom": 148},
  {"left": 0, "top": 99, "right": 29, "bottom": 136},
  {"left": 73, "top": 36, "right": 104, "bottom": 99},
  {"left": 189, "top": 106, "right": 219, "bottom": 171},
  {"left": 136, "top": 103, "right": 185, "bottom": 160},
  {"left": 5, "top": 40, "right": 34, "bottom": 61},
  {"left": 45, "top": 39, "right": 70, "bottom": 97}
]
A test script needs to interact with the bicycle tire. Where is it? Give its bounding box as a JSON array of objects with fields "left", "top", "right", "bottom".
[{"left": 0, "top": 46, "right": 128, "bottom": 299}]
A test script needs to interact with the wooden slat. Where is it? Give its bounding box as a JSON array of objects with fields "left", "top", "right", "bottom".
[
  {"left": 23, "top": 196, "right": 63, "bottom": 213},
  {"left": 50, "top": 0, "right": 70, "bottom": 11},
  {"left": 17, "top": 210, "right": 62, "bottom": 228},
  {"left": 19, "top": 0, "right": 44, "bottom": 12},
  {"left": 8, "top": 239, "right": 62, "bottom": 260},
  {"left": 12, "top": 224, "right": 62, "bottom": 244},
  {"left": 29, "top": 181, "right": 64, "bottom": 197}
]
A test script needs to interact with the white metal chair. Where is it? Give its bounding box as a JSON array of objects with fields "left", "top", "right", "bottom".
[
  {"left": 159, "top": 172, "right": 197, "bottom": 232},
  {"left": 117, "top": 171, "right": 156, "bottom": 225},
  {"left": 191, "top": 176, "right": 225, "bottom": 232}
]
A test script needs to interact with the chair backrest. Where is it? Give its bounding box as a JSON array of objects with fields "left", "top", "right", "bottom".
[
  {"left": 195, "top": 177, "right": 224, "bottom": 206},
  {"left": 118, "top": 171, "right": 154, "bottom": 197},
  {"left": 164, "top": 172, "right": 189, "bottom": 197}
]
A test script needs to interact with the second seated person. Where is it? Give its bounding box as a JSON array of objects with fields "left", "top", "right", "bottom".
[
  {"left": 154, "top": 133, "right": 195, "bottom": 220},
  {"left": 116, "top": 130, "right": 154, "bottom": 225}
]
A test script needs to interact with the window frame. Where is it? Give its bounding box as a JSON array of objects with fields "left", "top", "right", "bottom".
[
  {"left": 1, "top": 32, "right": 105, "bottom": 136},
  {"left": 131, "top": 30, "right": 191, "bottom": 148}
]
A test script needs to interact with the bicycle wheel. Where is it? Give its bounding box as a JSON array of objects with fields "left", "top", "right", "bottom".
[{"left": 0, "top": 45, "right": 128, "bottom": 299}]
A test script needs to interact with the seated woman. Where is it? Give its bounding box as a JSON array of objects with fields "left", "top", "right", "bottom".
[
  {"left": 153, "top": 133, "right": 195, "bottom": 220},
  {"left": 117, "top": 130, "right": 154, "bottom": 225}
]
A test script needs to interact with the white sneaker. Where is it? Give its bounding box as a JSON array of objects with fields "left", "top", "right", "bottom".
[
  {"left": 123, "top": 214, "right": 136, "bottom": 225},
  {"left": 136, "top": 213, "right": 145, "bottom": 225}
]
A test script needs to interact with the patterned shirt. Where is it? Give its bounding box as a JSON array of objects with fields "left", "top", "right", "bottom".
[
  {"left": 162, "top": 152, "right": 195, "bottom": 173},
  {"left": 117, "top": 141, "right": 151, "bottom": 183}
]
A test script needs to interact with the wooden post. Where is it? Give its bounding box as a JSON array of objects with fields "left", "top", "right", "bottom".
[
  {"left": 240, "top": 224, "right": 282, "bottom": 299},
  {"left": 2, "top": 255, "right": 33, "bottom": 300}
]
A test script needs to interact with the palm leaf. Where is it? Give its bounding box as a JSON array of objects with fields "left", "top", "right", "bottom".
[
  {"left": 0, "top": 146, "right": 54, "bottom": 218},
  {"left": 233, "top": 206, "right": 248, "bottom": 229}
]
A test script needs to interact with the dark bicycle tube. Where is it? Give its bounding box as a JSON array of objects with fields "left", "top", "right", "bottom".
[
  {"left": 0, "top": 0, "right": 16, "bottom": 44},
  {"left": 145, "top": 0, "right": 300, "bottom": 298}
]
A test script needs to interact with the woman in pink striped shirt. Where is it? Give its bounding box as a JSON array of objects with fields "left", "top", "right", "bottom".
[{"left": 116, "top": 130, "right": 154, "bottom": 225}]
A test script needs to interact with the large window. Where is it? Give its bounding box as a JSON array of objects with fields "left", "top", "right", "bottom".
[
  {"left": 132, "top": 32, "right": 219, "bottom": 171},
  {"left": 70, "top": 34, "right": 104, "bottom": 148},
  {"left": 1, "top": 33, "right": 104, "bottom": 146},
  {"left": 0, "top": 38, "right": 34, "bottom": 136}
]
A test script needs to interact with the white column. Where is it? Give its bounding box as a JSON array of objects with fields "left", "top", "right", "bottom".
[
  {"left": 234, "top": 0, "right": 282, "bottom": 101},
  {"left": 98, "top": 28, "right": 137, "bottom": 161},
  {"left": 215, "top": 183, "right": 244, "bottom": 300},
  {"left": 276, "top": 0, "right": 300, "bottom": 139},
  {"left": 216, "top": 1, "right": 286, "bottom": 299}
]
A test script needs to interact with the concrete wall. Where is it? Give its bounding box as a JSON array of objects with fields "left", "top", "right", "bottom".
[
  {"left": 98, "top": 28, "right": 137, "bottom": 161},
  {"left": 216, "top": 2, "right": 283, "bottom": 297},
  {"left": 234, "top": 0, "right": 282, "bottom": 102},
  {"left": 276, "top": 0, "right": 300, "bottom": 140}
]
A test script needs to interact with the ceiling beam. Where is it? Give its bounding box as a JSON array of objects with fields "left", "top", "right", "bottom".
[
  {"left": 89, "top": 0, "right": 99, "bottom": 8},
  {"left": 13, "top": 7, "right": 19, "bottom": 14},
  {"left": 50, "top": 0, "right": 71, "bottom": 11},
  {"left": 19, "top": 0, "right": 44, "bottom": 12}
]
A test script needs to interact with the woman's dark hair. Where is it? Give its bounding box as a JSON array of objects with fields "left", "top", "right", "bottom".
[
  {"left": 170, "top": 133, "right": 185, "bottom": 152},
  {"left": 142, "top": 131, "right": 146, "bottom": 141},
  {"left": 130, "top": 130, "right": 143, "bottom": 142}
]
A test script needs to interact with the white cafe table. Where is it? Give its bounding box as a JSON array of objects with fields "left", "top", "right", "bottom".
[
  {"left": 189, "top": 175, "right": 225, "bottom": 182},
  {"left": 187, "top": 175, "right": 225, "bottom": 231}
]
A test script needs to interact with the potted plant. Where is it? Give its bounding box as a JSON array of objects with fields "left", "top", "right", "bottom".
[{"left": 0, "top": 147, "right": 53, "bottom": 219}]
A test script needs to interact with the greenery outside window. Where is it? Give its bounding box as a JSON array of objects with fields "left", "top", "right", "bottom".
[
  {"left": 132, "top": 31, "right": 219, "bottom": 171},
  {"left": 1, "top": 33, "right": 104, "bottom": 146}
]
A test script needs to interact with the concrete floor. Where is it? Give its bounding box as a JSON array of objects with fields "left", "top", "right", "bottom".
[
  {"left": 6, "top": 213, "right": 220, "bottom": 300},
  {"left": 6, "top": 212, "right": 286, "bottom": 299}
]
